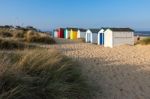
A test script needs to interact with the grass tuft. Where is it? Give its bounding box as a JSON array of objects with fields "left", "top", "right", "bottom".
[{"left": 0, "top": 49, "right": 90, "bottom": 99}]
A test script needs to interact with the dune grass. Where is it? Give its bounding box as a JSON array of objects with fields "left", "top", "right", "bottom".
[
  {"left": 25, "top": 30, "right": 56, "bottom": 44},
  {"left": 0, "top": 29, "right": 56, "bottom": 44},
  {"left": 77, "top": 38, "right": 86, "bottom": 43},
  {"left": 137, "top": 37, "right": 150, "bottom": 45},
  {"left": 0, "top": 49, "right": 91, "bottom": 99},
  {"left": 0, "top": 38, "right": 31, "bottom": 50}
]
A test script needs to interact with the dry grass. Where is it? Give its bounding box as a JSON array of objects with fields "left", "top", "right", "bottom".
[
  {"left": 25, "top": 30, "right": 56, "bottom": 44},
  {"left": 138, "top": 37, "right": 150, "bottom": 45},
  {"left": 0, "top": 29, "right": 13, "bottom": 38},
  {"left": 0, "top": 29, "right": 56, "bottom": 44},
  {"left": 77, "top": 38, "right": 86, "bottom": 43},
  {"left": 13, "top": 30, "right": 25, "bottom": 38},
  {"left": 0, "top": 49, "right": 91, "bottom": 99},
  {"left": 0, "top": 38, "right": 31, "bottom": 50}
]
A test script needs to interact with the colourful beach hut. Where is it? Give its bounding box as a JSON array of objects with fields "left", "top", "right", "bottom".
[
  {"left": 70, "top": 28, "right": 78, "bottom": 40},
  {"left": 86, "top": 29, "right": 100, "bottom": 43},
  {"left": 64, "top": 28, "right": 71, "bottom": 39},
  {"left": 57, "top": 28, "right": 65, "bottom": 38}
]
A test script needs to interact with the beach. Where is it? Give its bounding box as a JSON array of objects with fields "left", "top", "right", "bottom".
[{"left": 49, "top": 38, "right": 150, "bottom": 99}]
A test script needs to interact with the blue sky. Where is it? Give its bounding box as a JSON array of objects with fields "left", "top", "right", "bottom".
[{"left": 0, "top": 0, "right": 150, "bottom": 31}]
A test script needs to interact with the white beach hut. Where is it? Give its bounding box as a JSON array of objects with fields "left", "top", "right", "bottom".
[
  {"left": 104, "top": 28, "right": 134, "bottom": 48},
  {"left": 97, "top": 28, "right": 107, "bottom": 45},
  {"left": 53, "top": 30, "right": 58, "bottom": 38},
  {"left": 77, "top": 29, "right": 87, "bottom": 39},
  {"left": 86, "top": 29, "right": 100, "bottom": 44}
]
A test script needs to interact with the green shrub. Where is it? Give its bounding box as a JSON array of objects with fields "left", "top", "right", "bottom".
[
  {"left": 139, "top": 37, "right": 150, "bottom": 45},
  {"left": 0, "top": 49, "right": 90, "bottom": 99}
]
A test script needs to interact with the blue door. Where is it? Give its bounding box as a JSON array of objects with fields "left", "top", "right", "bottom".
[
  {"left": 100, "top": 33, "right": 104, "bottom": 45},
  {"left": 102, "top": 33, "right": 104, "bottom": 45}
]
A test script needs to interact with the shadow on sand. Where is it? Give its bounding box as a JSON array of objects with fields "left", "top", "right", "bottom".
[{"left": 74, "top": 56, "right": 150, "bottom": 99}]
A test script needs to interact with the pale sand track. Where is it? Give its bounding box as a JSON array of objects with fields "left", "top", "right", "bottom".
[{"left": 48, "top": 38, "right": 150, "bottom": 99}]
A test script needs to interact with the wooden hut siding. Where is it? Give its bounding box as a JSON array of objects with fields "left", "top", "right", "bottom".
[
  {"left": 104, "top": 28, "right": 134, "bottom": 48},
  {"left": 113, "top": 32, "right": 134, "bottom": 46}
]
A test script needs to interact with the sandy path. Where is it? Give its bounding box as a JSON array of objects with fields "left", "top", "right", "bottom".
[{"left": 49, "top": 38, "right": 150, "bottom": 99}]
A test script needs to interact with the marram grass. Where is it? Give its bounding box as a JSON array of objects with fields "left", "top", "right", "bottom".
[{"left": 0, "top": 49, "right": 91, "bottom": 99}]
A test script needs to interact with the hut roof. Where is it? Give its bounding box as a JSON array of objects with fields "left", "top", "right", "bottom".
[
  {"left": 101, "top": 27, "right": 108, "bottom": 31},
  {"left": 89, "top": 29, "right": 101, "bottom": 33},
  {"left": 108, "top": 28, "right": 134, "bottom": 32},
  {"left": 78, "top": 28, "right": 87, "bottom": 32},
  {"left": 66, "top": 27, "right": 78, "bottom": 31}
]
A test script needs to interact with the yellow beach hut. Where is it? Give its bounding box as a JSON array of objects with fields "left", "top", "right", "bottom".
[{"left": 70, "top": 28, "right": 78, "bottom": 40}]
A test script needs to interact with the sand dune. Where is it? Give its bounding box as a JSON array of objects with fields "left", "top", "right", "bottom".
[{"left": 49, "top": 38, "right": 150, "bottom": 99}]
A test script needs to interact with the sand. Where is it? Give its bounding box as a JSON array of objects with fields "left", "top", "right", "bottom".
[{"left": 48, "top": 38, "right": 150, "bottom": 99}]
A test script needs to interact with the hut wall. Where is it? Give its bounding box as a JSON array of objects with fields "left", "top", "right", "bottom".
[{"left": 113, "top": 32, "right": 134, "bottom": 47}]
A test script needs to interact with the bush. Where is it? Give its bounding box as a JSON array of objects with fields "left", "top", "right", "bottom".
[
  {"left": 0, "top": 49, "right": 90, "bottom": 99},
  {"left": 138, "top": 37, "right": 150, "bottom": 45}
]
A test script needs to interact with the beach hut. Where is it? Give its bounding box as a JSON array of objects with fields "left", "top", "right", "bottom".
[
  {"left": 53, "top": 29, "right": 58, "bottom": 38},
  {"left": 86, "top": 29, "right": 100, "bottom": 43},
  {"left": 77, "top": 29, "right": 87, "bottom": 39},
  {"left": 70, "top": 28, "right": 78, "bottom": 40},
  {"left": 57, "top": 28, "right": 65, "bottom": 38},
  {"left": 104, "top": 28, "right": 134, "bottom": 48},
  {"left": 97, "top": 28, "right": 107, "bottom": 45},
  {"left": 64, "top": 28, "right": 71, "bottom": 39}
]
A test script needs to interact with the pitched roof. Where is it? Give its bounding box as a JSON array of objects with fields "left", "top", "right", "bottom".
[
  {"left": 101, "top": 27, "right": 108, "bottom": 31},
  {"left": 89, "top": 29, "right": 100, "bottom": 33},
  {"left": 108, "top": 28, "right": 134, "bottom": 32}
]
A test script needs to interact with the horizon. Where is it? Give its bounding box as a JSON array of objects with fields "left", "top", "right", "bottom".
[{"left": 0, "top": 0, "right": 150, "bottom": 31}]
